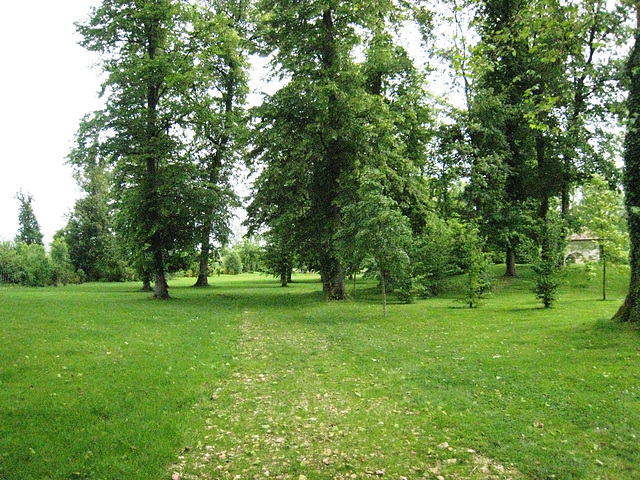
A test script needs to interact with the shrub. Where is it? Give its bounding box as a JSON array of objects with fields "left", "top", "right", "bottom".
[{"left": 222, "top": 250, "right": 243, "bottom": 275}]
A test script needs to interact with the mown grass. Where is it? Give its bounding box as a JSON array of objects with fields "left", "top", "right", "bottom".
[
  {"left": 0, "top": 281, "right": 241, "bottom": 479},
  {"left": 2, "top": 265, "right": 640, "bottom": 479}
]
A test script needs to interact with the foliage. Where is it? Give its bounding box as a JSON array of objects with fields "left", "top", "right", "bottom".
[
  {"left": 62, "top": 165, "right": 128, "bottom": 282},
  {"left": 456, "top": 223, "right": 492, "bottom": 308},
  {"left": 222, "top": 249, "right": 243, "bottom": 275},
  {"left": 533, "top": 258, "right": 560, "bottom": 308},
  {"left": 0, "top": 239, "right": 78, "bottom": 287},
  {"left": 236, "top": 239, "right": 263, "bottom": 273},
  {"left": 0, "top": 241, "right": 21, "bottom": 285},
  {"left": 412, "top": 215, "right": 463, "bottom": 297},
  {"left": 15, "top": 243, "right": 51, "bottom": 287},
  {"left": 14, "top": 190, "right": 43, "bottom": 246},
  {"left": 615, "top": 16, "right": 640, "bottom": 322},
  {"left": 338, "top": 167, "right": 413, "bottom": 315},
  {"left": 49, "top": 234, "right": 75, "bottom": 286},
  {"left": 532, "top": 209, "right": 566, "bottom": 308},
  {"left": 576, "top": 174, "right": 629, "bottom": 300}
]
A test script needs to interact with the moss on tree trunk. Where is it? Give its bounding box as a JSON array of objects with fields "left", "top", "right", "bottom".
[{"left": 614, "top": 21, "right": 640, "bottom": 322}]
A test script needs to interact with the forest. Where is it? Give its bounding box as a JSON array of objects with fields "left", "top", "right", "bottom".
[{"left": 1, "top": 0, "right": 639, "bottom": 317}]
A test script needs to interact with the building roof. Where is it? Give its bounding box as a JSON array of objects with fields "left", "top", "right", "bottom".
[{"left": 568, "top": 231, "right": 599, "bottom": 242}]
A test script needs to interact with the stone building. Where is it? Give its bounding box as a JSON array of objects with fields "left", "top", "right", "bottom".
[{"left": 565, "top": 231, "right": 600, "bottom": 264}]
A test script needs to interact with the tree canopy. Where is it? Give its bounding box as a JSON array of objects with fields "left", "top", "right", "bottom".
[{"left": 10, "top": 0, "right": 631, "bottom": 314}]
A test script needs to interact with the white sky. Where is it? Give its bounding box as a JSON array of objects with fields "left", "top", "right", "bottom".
[
  {"left": 0, "top": 1, "right": 102, "bottom": 244},
  {"left": 0, "top": 1, "right": 272, "bottom": 245}
]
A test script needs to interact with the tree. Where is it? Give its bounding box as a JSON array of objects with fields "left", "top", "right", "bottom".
[
  {"left": 261, "top": 233, "right": 294, "bottom": 287},
  {"left": 532, "top": 209, "right": 565, "bottom": 308},
  {"left": 65, "top": 134, "right": 127, "bottom": 282},
  {"left": 250, "top": 1, "right": 428, "bottom": 299},
  {"left": 457, "top": 223, "right": 492, "bottom": 308},
  {"left": 50, "top": 233, "right": 75, "bottom": 286},
  {"left": 254, "top": 0, "right": 410, "bottom": 299},
  {"left": 15, "top": 191, "right": 43, "bottom": 246},
  {"left": 221, "top": 248, "right": 243, "bottom": 275},
  {"left": 614, "top": 6, "right": 640, "bottom": 322},
  {"left": 338, "top": 167, "right": 413, "bottom": 315},
  {"left": 76, "top": 0, "right": 220, "bottom": 298},
  {"left": 191, "top": 0, "right": 249, "bottom": 288},
  {"left": 576, "top": 174, "right": 628, "bottom": 301},
  {"left": 466, "top": 0, "right": 541, "bottom": 277}
]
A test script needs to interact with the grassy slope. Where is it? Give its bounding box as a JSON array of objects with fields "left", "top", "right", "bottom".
[{"left": 2, "top": 266, "right": 640, "bottom": 479}]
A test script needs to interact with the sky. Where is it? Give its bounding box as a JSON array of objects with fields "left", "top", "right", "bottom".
[
  {"left": 0, "top": 1, "right": 273, "bottom": 245},
  {"left": 0, "top": 1, "right": 102, "bottom": 244}
]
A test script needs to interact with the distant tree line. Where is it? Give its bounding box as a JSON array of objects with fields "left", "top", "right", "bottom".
[{"left": 5, "top": 0, "right": 640, "bottom": 318}]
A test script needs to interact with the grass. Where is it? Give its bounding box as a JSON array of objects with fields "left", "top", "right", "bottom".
[{"left": 1, "top": 265, "right": 640, "bottom": 479}]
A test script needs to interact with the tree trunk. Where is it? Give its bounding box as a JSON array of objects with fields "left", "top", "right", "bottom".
[
  {"left": 309, "top": 8, "right": 347, "bottom": 302},
  {"left": 505, "top": 247, "right": 517, "bottom": 277},
  {"left": 381, "top": 270, "right": 388, "bottom": 316},
  {"left": 614, "top": 16, "right": 640, "bottom": 322},
  {"left": 320, "top": 257, "right": 347, "bottom": 300},
  {"left": 602, "top": 253, "right": 606, "bottom": 301},
  {"left": 152, "top": 247, "right": 169, "bottom": 299},
  {"left": 194, "top": 238, "right": 210, "bottom": 287},
  {"left": 353, "top": 274, "right": 357, "bottom": 298},
  {"left": 141, "top": 270, "right": 152, "bottom": 292}
]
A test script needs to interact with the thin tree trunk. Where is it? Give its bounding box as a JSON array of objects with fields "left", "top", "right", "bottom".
[
  {"left": 505, "top": 247, "right": 517, "bottom": 277},
  {"left": 353, "top": 273, "right": 357, "bottom": 298},
  {"left": 602, "top": 254, "right": 606, "bottom": 301},
  {"left": 381, "top": 270, "right": 387, "bottom": 316}
]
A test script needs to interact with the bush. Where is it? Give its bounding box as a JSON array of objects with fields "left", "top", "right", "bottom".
[
  {"left": 533, "top": 259, "right": 559, "bottom": 308},
  {"left": 0, "top": 241, "right": 21, "bottom": 284},
  {"left": 16, "top": 243, "right": 51, "bottom": 287},
  {"left": 50, "top": 236, "right": 74, "bottom": 286},
  {"left": 222, "top": 250, "right": 243, "bottom": 275}
]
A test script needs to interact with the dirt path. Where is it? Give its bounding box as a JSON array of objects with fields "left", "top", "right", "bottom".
[{"left": 170, "top": 307, "right": 522, "bottom": 480}]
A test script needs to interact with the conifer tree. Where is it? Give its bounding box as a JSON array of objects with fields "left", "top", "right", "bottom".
[{"left": 15, "top": 191, "right": 43, "bottom": 246}]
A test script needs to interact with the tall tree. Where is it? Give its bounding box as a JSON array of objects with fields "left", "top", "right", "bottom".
[
  {"left": 76, "top": 0, "right": 220, "bottom": 298},
  {"left": 66, "top": 114, "right": 127, "bottom": 282},
  {"left": 557, "top": 0, "right": 629, "bottom": 215},
  {"left": 614, "top": 4, "right": 640, "bottom": 322},
  {"left": 14, "top": 191, "right": 44, "bottom": 246},
  {"left": 466, "top": 0, "right": 540, "bottom": 277},
  {"left": 190, "top": 0, "right": 249, "bottom": 287},
  {"left": 250, "top": 0, "right": 426, "bottom": 299}
]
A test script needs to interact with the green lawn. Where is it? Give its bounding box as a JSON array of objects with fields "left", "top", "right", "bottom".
[{"left": 1, "top": 266, "right": 639, "bottom": 479}]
